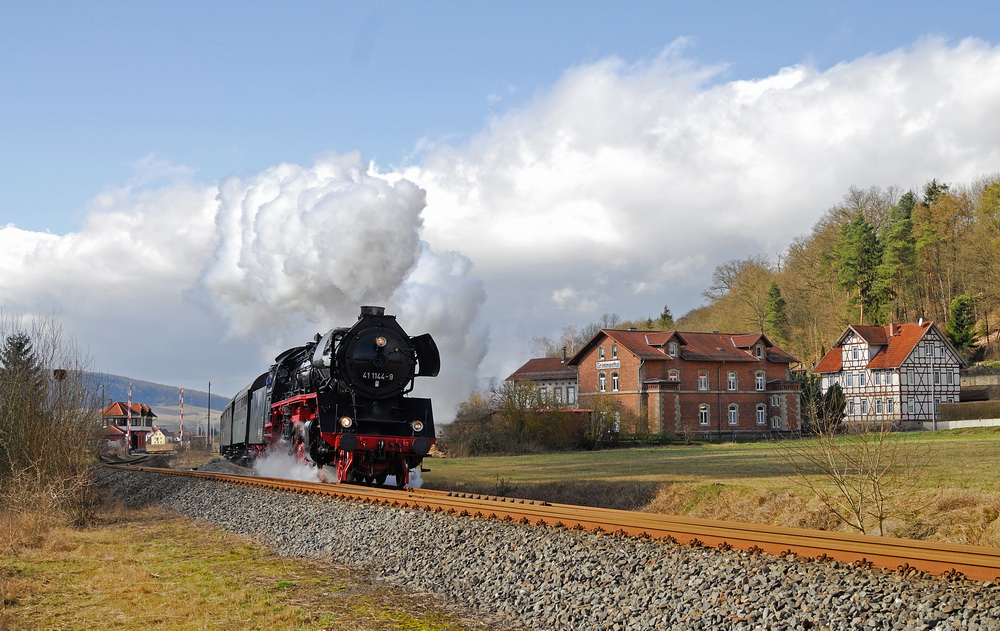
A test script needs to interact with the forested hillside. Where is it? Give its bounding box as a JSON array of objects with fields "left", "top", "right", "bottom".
[{"left": 535, "top": 174, "right": 1000, "bottom": 368}]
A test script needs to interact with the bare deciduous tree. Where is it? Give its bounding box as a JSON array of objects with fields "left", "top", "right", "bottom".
[{"left": 0, "top": 313, "right": 102, "bottom": 521}]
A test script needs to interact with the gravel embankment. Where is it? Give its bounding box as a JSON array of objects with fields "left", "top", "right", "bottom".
[{"left": 96, "top": 468, "right": 1000, "bottom": 631}]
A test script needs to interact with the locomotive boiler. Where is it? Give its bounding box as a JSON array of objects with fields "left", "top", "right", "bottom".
[{"left": 219, "top": 306, "right": 440, "bottom": 486}]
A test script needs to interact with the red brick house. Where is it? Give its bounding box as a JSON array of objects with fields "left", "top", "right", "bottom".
[
  {"left": 567, "top": 329, "right": 801, "bottom": 436},
  {"left": 505, "top": 354, "right": 578, "bottom": 405}
]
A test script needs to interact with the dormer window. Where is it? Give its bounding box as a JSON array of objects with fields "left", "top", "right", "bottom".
[
  {"left": 668, "top": 342, "right": 678, "bottom": 357},
  {"left": 755, "top": 345, "right": 764, "bottom": 359}
]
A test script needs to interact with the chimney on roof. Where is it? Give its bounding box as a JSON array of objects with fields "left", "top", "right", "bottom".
[
  {"left": 889, "top": 323, "right": 895, "bottom": 336},
  {"left": 918, "top": 317, "right": 924, "bottom": 326},
  {"left": 560, "top": 346, "right": 567, "bottom": 364}
]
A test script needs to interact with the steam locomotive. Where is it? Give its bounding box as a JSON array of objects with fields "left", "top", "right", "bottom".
[{"left": 219, "top": 306, "right": 440, "bottom": 486}]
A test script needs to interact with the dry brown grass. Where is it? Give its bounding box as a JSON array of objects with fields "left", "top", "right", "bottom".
[
  {"left": 640, "top": 482, "right": 1000, "bottom": 547},
  {"left": 0, "top": 501, "right": 507, "bottom": 631}
]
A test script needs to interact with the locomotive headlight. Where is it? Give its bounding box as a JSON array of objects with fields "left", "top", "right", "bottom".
[
  {"left": 375, "top": 336, "right": 387, "bottom": 348},
  {"left": 410, "top": 420, "right": 424, "bottom": 433},
  {"left": 340, "top": 416, "right": 354, "bottom": 428}
]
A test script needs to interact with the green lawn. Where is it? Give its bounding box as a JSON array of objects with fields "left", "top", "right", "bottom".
[{"left": 422, "top": 428, "right": 1000, "bottom": 508}]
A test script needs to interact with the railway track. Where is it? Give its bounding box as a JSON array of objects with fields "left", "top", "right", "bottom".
[{"left": 110, "top": 464, "right": 1000, "bottom": 582}]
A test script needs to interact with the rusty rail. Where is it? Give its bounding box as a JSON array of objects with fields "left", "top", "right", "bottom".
[{"left": 109, "top": 465, "right": 1000, "bottom": 582}]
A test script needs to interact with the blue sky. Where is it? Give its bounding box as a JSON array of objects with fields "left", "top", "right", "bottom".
[
  {"left": 6, "top": 1, "right": 998, "bottom": 232},
  {"left": 2, "top": 2, "right": 1000, "bottom": 415}
]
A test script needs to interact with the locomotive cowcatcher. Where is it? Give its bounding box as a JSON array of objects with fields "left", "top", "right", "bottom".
[{"left": 220, "top": 306, "right": 440, "bottom": 486}]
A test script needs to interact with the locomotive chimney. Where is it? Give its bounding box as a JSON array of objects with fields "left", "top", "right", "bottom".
[{"left": 360, "top": 305, "right": 385, "bottom": 317}]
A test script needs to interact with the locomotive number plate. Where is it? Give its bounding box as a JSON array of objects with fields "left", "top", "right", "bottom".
[{"left": 363, "top": 372, "right": 395, "bottom": 382}]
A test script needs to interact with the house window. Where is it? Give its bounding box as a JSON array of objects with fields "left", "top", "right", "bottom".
[
  {"left": 538, "top": 386, "right": 547, "bottom": 401},
  {"left": 861, "top": 399, "right": 869, "bottom": 414},
  {"left": 698, "top": 371, "right": 708, "bottom": 390},
  {"left": 887, "top": 399, "right": 894, "bottom": 414},
  {"left": 875, "top": 399, "right": 883, "bottom": 414},
  {"left": 612, "top": 372, "right": 619, "bottom": 392},
  {"left": 771, "top": 416, "right": 781, "bottom": 429},
  {"left": 925, "top": 345, "right": 932, "bottom": 357},
  {"left": 937, "top": 346, "right": 944, "bottom": 358},
  {"left": 934, "top": 372, "right": 940, "bottom": 385},
  {"left": 756, "top": 404, "right": 766, "bottom": 425},
  {"left": 668, "top": 369, "right": 679, "bottom": 381},
  {"left": 612, "top": 345, "right": 618, "bottom": 359},
  {"left": 599, "top": 373, "right": 606, "bottom": 392},
  {"left": 907, "top": 397, "right": 915, "bottom": 414},
  {"left": 728, "top": 404, "right": 739, "bottom": 425},
  {"left": 668, "top": 342, "right": 678, "bottom": 357},
  {"left": 599, "top": 347, "right": 605, "bottom": 360},
  {"left": 845, "top": 373, "right": 853, "bottom": 388},
  {"left": 755, "top": 371, "right": 765, "bottom": 391},
  {"left": 847, "top": 400, "right": 854, "bottom": 415},
  {"left": 755, "top": 345, "right": 764, "bottom": 359},
  {"left": 947, "top": 371, "right": 954, "bottom": 385},
  {"left": 554, "top": 387, "right": 563, "bottom": 403},
  {"left": 859, "top": 372, "right": 866, "bottom": 387},
  {"left": 727, "top": 371, "right": 737, "bottom": 391},
  {"left": 698, "top": 404, "right": 710, "bottom": 426},
  {"left": 771, "top": 395, "right": 780, "bottom": 407},
  {"left": 567, "top": 386, "right": 576, "bottom": 404}
]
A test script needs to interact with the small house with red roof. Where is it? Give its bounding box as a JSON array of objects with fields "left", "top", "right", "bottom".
[
  {"left": 505, "top": 352, "right": 579, "bottom": 405},
  {"left": 567, "top": 329, "right": 801, "bottom": 436},
  {"left": 101, "top": 401, "right": 157, "bottom": 451},
  {"left": 813, "top": 320, "right": 965, "bottom": 425}
]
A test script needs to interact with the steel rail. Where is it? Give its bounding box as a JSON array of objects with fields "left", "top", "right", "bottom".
[{"left": 109, "top": 465, "right": 1000, "bottom": 582}]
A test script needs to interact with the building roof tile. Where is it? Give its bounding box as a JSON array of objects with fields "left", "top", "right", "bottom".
[
  {"left": 813, "top": 321, "right": 964, "bottom": 372},
  {"left": 567, "top": 329, "right": 799, "bottom": 366},
  {"left": 506, "top": 357, "right": 577, "bottom": 381}
]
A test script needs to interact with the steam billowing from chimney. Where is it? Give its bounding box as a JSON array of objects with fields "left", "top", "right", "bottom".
[{"left": 196, "top": 152, "right": 487, "bottom": 417}]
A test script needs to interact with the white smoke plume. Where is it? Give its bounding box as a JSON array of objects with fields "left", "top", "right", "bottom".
[{"left": 196, "top": 152, "right": 487, "bottom": 417}]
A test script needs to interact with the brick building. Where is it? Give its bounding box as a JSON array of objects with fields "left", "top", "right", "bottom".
[
  {"left": 813, "top": 320, "right": 965, "bottom": 426},
  {"left": 505, "top": 352, "right": 578, "bottom": 405},
  {"left": 567, "top": 329, "right": 801, "bottom": 435}
]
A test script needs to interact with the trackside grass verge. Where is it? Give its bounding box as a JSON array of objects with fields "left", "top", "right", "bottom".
[
  {"left": 0, "top": 504, "right": 500, "bottom": 631},
  {"left": 424, "top": 428, "right": 1000, "bottom": 545}
]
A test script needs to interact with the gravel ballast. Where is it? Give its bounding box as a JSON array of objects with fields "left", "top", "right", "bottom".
[{"left": 96, "top": 468, "right": 1000, "bottom": 630}]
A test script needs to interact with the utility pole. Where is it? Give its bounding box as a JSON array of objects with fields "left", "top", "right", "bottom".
[{"left": 207, "top": 381, "right": 212, "bottom": 449}]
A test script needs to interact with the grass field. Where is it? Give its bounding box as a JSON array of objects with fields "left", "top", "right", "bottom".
[
  {"left": 0, "top": 504, "right": 503, "bottom": 631},
  {"left": 422, "top": 427, "right": 1000, "bottom": 544}
]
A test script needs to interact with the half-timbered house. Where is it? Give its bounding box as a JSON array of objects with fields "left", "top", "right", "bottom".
[{"left": 813, "top": 320, "right": 966, "bottom": 425}]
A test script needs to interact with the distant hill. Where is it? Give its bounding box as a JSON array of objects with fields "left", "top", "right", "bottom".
[{"left": 85, "top": 372, "right": 231, "bottom": 431}]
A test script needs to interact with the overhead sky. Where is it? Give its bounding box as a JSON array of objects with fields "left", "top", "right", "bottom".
[{"left": 2, "top": 2, "right": 1000, "bottom": 417}]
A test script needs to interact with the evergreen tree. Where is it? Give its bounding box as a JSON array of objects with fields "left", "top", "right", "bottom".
[
  {"left": 820, "top": 383, "right": 846, "bottom": 434},
  {"left": 764, "top": 282, "right": 789, "bottom": 343},
  {"left": 657, "top": 305, "right": 674, "bottom": 329},
  {"left": 835, "top": 216, "right": 887, "bottom": 324},
  {"left": 0, "top": 332, "right": 46, "bottom": 478},
  {"left": 946, "top": 293, "right": 977, "bottom": 350},
  {"left": 876, "top": 192, "right": 918, "bottom": 322}
]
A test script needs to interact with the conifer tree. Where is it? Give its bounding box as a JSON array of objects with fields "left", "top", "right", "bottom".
[{"left": 764, "top": 282, "right": 789, "bottom": 343}]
